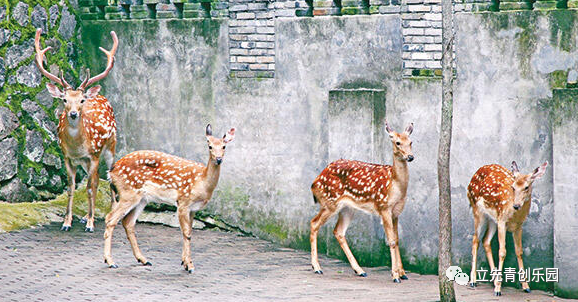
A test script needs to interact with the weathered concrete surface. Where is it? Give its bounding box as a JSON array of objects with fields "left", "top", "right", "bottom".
[
  {"left": 79, "top": 11, "right": 578, "bottom": 293},
  {"left": 0, "top": 221, "right": 569, "bottom": 301},
  {"left": 452, "top": 12, "right": 578, "bottom": 292},
  {"left": 552, "top": 89, "right": 578, "bottom": 299}
]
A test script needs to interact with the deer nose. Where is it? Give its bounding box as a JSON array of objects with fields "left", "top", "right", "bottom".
[
  {"left": 407, "top": 155, "right": 414, "bottom": 162},
  {"left": 513, "top": 204, "right": 521, "bottom": 210},
  {"left": 216, "top": 157, "right": 223, "bottom": 165},
  {"left": 69, "top": 111, "right": 78, "bottom": 119}
]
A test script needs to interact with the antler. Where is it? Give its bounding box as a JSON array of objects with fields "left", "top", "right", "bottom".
[
  {"left": 79, "top": 31, "right": 118, "bottom": 90},
  {"left": 34, "top": 28, "right": 71, "bottom": 89}
]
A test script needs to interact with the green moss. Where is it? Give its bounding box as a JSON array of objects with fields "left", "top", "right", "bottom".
[
  {"left": 541, "top": 88, "right": 578, "bottom": 127},
  {"left": 481, "top": 12, "right": 538, "bottom": 78},
  {"left": 0, "top": 201, "right": 54, "bottom": 232},
  {"left": 549, "top": 10, "right": 577, "bottom": 52},
  {"left": 0, "top": 180, "right": 112, "bottom": 232},
  {"left": 549, "top": 70, "right": 568, "bottom": 88}
]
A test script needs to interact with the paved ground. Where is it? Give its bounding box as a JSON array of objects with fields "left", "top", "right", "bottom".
[{"left": 0, "top": 221, "right": 572, "bottom": 302}]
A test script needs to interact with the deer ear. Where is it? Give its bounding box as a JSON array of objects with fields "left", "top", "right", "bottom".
[
  {"left": 223, "top": 128, "right": 235, "bottom": 143},
  {"left": 531, "top": 162, "right": 548, "bottom": 181},
  {"left": 404, "top": 123, "right": 414, "bottom": 135},
  {"left": 46, "top": 83, "right": 64, "bottom": 98},
  {"left": 205, "top": 124, "right": 212, "bottom": 138},
  {"left": 385, "top": 121, "right": 394, "bottom": 138},
  {"left": 511, "top": 161, "right": 520, "bottom": 174},
  {"left": 84, "top": 85, "right": 101, "bottom": 99}
]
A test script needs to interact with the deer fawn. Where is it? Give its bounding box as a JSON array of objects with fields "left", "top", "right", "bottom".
[
  {"left": 310, "top": 122, "right": 414, "bottom": 282},
  {"left": 35, "top": 28, "right": 119, "bottom": 232},
  {"left": 467, "top": 161, "right": 548, "bottom": 296},
  {"left": 103, "top": 125, "right": 235, "bottom": 271}
]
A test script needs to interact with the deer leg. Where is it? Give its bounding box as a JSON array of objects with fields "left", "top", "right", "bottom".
[
  {"left": 494, "top": 222, "right": 507, "bottom": 296},
  {"left": 103, "top": 147, "right": 117, "bottom": 209},
  {"left": 513, "top": 228, "right": 530, "bottom": 293},
  {"left": 85, "top": 157, "right": 100, "bottom": 232},
  {"left": 333, "top": 207, "right": 365, "bottom": 277},
  {"left": 393, "top": 216, "right": 407, "bottom": 280},
  {"left": 62, "top": 158, "right": 76, "bottom": 231},
  {"left": 310, "top": 206, "right": 335, "bottom": 274},
  {"left": 122, "top": 200, "right": 149, "bottom": 266},
  {"left": 380, "top": 210, "right": 400, "bottom": 282},
  {"left": 469, "top": 208, "right": 482, "bottom": 287},
  {"left": 103, "top": 192, "right": 141, "bottom": 268},
  {"left": 483, "top": 220, "right": 497, "bottom": 272},
  {"left": 178, "top": 205, "right": 195, "bottom": 273}
]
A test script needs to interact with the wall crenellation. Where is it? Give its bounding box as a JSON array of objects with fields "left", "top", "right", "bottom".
[{"left": 76, "top": 0, "right": 577, "bottom": 78}]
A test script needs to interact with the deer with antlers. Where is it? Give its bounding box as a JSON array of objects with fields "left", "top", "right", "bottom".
[
  {"left": 34, "top": 28, "right": 119, "bottom": 232},
  {"left": 310, "top": 122, "right": 414, "bottom": 282},
  {"left": 103, "top": 125, "right": 235, "bottom": 271},
  {"left": 467, "top": 161, "right": 548, "bottom": 296}
]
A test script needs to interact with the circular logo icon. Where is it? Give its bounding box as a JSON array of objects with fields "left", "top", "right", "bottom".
[
  {"left": 454, "top": 272, "right": 470, "bottom": 286},
  {"left": 445, "top": 266, "right": 462, "bottom": 281}
]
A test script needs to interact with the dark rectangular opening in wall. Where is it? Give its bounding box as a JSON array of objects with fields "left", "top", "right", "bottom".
[
  {"left": 201, "top": 2, "right": 211, "bottom": 17},
  {"left": 147, "top": 4, "right": 157, "bottom": 18},
  {"left": 96, "top": 5, "right": 105, "bottom": 17},
  {"left": 302, "top": 0, "right": 314, "bottom": 16},
  {"left": 334, "top": 0, "right": 343, "bottom": 9},
  {"left": 121, "top": 4, "right": 130, "bottom": 18},
  {"left": 174, "top": 2, "right": 184, "bottom": 18}
]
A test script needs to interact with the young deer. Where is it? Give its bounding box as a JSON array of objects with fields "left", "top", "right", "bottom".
[
  {"left": 35, "top": 28, "right": 119, "bottom": 232},
  {"left": 310, "top": 122, "right": 414, "bottom": 282},
  {"left": 467, "top": 161, "right": 548, "bottom": 296},
  {"left": 103, "top": 125, "right": 235, "bottom": 271}
]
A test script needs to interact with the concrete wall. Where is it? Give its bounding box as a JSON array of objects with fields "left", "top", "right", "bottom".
[{"left": 79, "top": 10, "right": 577, "bottom": 294}]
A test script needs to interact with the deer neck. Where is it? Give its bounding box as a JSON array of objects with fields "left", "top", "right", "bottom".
[
  {"left": 61, "top": 114, "right": 85, "bottom": 143},
  {"left": 392, "top": 156, "right": 409, "bottom": 191},
  {"left": 201, "top": 158, "right": 221, "bottom": 194}
]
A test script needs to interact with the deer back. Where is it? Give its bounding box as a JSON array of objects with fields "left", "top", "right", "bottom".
[
  {"left": 110, "top": 150, "right": 206, "bottom": 199},
  {"left": 312, "top": 159, "right": 393, "bottom": 204},
  {"left": 468, "top": 164, "right": 515, "bottom": 213}
]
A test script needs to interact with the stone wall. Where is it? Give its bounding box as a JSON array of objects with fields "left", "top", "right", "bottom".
[{"left": 0, "top": 0, "right": 82, "bottom": 202}]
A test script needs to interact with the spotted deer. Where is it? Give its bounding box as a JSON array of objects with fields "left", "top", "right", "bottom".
[
  {"left": 310, "top": 122, "right": 414, "bottom": 282},
  {"left": 34, "top": 28, "right": 119, "bottom": 232},
  {"left": 467, "top": 161, "right": 548, "bottom": 296},
  {"left": 103, "top": 125, "right": 235, "bottom": 271}
]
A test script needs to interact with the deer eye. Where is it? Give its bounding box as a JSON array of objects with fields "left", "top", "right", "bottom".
[
  {"left": 81, "top": 99, "right": 85, "bottom": 104},
  {"left": 396, "top": 142, "right": 401, "bottom": 146},
  {"left": 209, "top": 146, "right": 212, "bottom": 150},
  {"left": 222, "top": 146, "right": 226, "bottom": 149},
  {"left": 63, "top": 99, "right": 68, "bottom": 103},
  {"left": 524, "top": 186, "right": 529, "bottom": 190}
]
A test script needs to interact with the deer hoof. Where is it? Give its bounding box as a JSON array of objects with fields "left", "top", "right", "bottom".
[
  {"left": 109, "top": 264, "right": 118, "bottom": 269},
  {"left": 144, "top": 261, "right": 152, "bottom": 266},
  {"left": 358, "top": 272, "right": 367, "bottom": 277},
  {"left": 393, "top": 278, "right": 401, "bottom": 283},
  {"left": 84, "top": 227, "right": 94, "bottom": 233},
  {"left": 469, "top": 282, "right": 477, "bottom": 287},
  {"left": 494, "top": 291, "right": 501, "bottom": 296},
  {"left": 60, "top": 226, "right": 71, "bottom": 231},
  {"left": 524, "top": 288, "right": 531, "bottom": 293},
  {"left": 400, "top": 275, "right": 408, "bottom": 280},
  {"left": 314, "top": 270, "right": 323, "bottom": 275}
]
